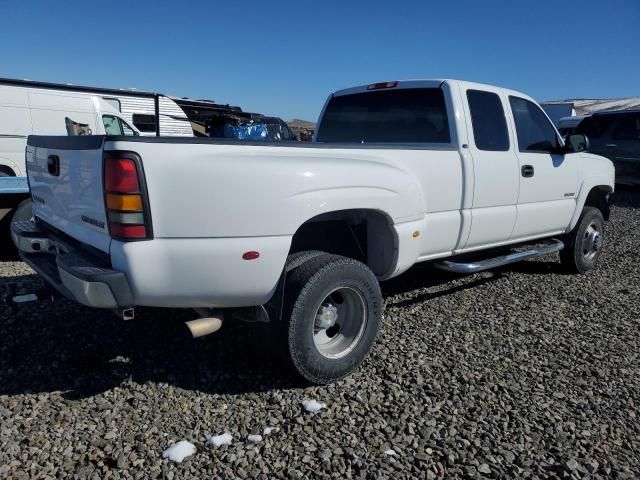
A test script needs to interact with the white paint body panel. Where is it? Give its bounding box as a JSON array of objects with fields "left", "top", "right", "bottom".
[
  {"left": 26, "top": 80, "right": 615, "bottom": 308},
  {"left": 110, "top": 236, "right": 292, "bottom": 308}
]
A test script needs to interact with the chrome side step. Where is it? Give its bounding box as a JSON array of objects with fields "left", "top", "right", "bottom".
[{"left": 435, "top": 239, "right": 564, "bottom": 274}]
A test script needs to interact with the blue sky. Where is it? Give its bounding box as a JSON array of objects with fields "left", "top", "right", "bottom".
[{"left": 1, "top": 0, "right": 638, "bottom": 121}]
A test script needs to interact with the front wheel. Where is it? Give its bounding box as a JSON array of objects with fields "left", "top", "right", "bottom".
[
  {"left": 282, "top": 252, "right": 382, "bottom": 384},
  {"left": 560, "top": 207, "right": 605, "bottom": 273}
]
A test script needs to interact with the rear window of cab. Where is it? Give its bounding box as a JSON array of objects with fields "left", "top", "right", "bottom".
[{"left": 315, "top": 88, "right": 450, "bottom": 144}]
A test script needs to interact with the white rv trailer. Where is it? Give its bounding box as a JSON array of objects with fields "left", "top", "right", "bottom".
[{"left": 102, "top": 94, "right": 193, "bottom": 137}]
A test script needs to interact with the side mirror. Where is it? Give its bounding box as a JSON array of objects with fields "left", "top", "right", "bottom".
[{"left": 566, "top": 134, "right": 589, "bottom": 153}]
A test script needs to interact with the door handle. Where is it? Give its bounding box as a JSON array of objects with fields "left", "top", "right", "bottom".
[
  {"left": 521, "top": 165, "right": 534, "bottom": 178},
  {"left": 47, "top": 155, "right": 60, "bottom": 176},
  {"left": 606, "top": 144, "right": 617, "bottom": 148}
]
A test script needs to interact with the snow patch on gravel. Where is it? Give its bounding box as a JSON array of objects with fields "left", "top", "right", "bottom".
[
  {"left": 162, "top": 440, "right": 196, "bottom": 463},
  {"left": 247, "top": 434, "right": 263, "bottom": 443},
  {"left": 384, "top": 449, "right": 397, "bottom": 456},
  {"left": 302, "top": 399, "right": 327, "bottom": 413},
  {"left": 263, "top": 426, "right": 278, "bottom": 435},
  {"left": 207, "top": 433, "right": 233, "bottom": 447}
]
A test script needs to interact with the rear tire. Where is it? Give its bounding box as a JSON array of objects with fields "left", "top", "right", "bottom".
[
  {"left": 281, "top": 252, "right": 382, "bottom": 384},
  {"left": 560, "top": 207, "right": 605, "bottom": 273},
  {"left": 11, "top": 199, "right": 33, "bottom": 223}
]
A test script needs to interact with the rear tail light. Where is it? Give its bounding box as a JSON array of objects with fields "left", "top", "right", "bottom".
[
  {"left": 106, "top": 193, "right": 143, "bottom": 211},
  {"left": 105, "top": 158, "right": 139, "bottom": 192},
  {"left": 109, "top": 224, "right": 147, "bottom": 239},
  {"left": 104, "top": 155, "right": 151, "bottom": 240}
]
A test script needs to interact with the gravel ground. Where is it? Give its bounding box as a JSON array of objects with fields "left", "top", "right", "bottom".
[{"left": 1, "top": 190, "right": 639, "bottom": 479}]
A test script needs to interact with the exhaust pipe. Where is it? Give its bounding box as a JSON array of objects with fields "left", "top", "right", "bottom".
[{"left": 185, "top": 313, "right": 224, "bottom": 338}]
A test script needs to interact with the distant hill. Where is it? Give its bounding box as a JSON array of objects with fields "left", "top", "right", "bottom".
[
  {"left": 288, "top": 119, "right": 316, "bottom": 129},
  {"left": 288, "top": 119, "right": 316, "bottom": 141}
]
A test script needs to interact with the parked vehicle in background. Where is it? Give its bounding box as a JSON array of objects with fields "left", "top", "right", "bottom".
[
  {"left": 0, "top": 82, "right": 140, "bottom": 228},
  {"left": 542, "top": 98, "right": 640, "bottom": 126},
  {"left": 573, "top": 111, "right": 640, "bottom": 186},
  {"left": 0, "top": 83, "right": 141, "bottom": 177},
  {"left": 0, "top": 78, "right": 193, "bottom": 138},
  {"left": 541, "top": 102, "right": 576, "bottom": 127},
  {"left": 13, "top": 79, "right": 614, "bottom": 384},
  {"left": 209, "top": 115, "right": 297, "bottom": 141},
  {"left": 557, "top": 116, "right": 587, "bottom": 136},
  {"left": 176, "top": 97, "right": 297, "bottom": 141}
]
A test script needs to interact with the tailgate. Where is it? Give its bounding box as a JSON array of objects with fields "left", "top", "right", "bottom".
[{"left": 26, "top": 136, "right": 111, "bottom": 253}]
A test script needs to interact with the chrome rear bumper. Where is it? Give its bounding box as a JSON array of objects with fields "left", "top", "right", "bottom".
[{"left": 11, "top": 220, "right": 133, "bottom": 309}]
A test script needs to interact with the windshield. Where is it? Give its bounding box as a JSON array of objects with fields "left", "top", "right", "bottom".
[
  {"left": 102, "top": 115, "right": 138, "bottom": 136},
  {"left": 315, "top": 88, "right": 450, "bottom": 144}
]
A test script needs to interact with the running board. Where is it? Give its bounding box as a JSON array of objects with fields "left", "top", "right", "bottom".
[{"left": 434, "top": 239, "right": 565, "bottom": 274}]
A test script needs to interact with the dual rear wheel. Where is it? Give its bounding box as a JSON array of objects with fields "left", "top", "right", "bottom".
[{"left": 275, "top": 252, "right": 382, "bottom": 384}]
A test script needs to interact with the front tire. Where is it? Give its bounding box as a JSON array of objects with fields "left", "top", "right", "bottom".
[
  {"left": 282, "top": 252, "right": 382, "bottom": 384},
  {"left": 560, "top": 207, "right": 605, "bottom": 273}
]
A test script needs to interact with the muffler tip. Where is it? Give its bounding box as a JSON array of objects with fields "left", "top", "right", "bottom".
[{"left": 185, "top": 315, "right": 224, "bottom": 338}]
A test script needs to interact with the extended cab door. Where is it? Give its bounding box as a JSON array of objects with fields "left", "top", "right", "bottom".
[
  {"left": 508, "top": 96, "right": 578, "bottom": 238},
  {"left": 461, "top": 86, "right": 519, "bottom": 249}
]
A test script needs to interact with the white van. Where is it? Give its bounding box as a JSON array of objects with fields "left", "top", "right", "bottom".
[{"left": 0, "top": 84, "right": 139, "bottom": 178}]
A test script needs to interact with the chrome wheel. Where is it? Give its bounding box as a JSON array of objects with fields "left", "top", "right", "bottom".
[
  {"left": 313, "top": 287, "right": 367, "bottom": 359},
  {"left": 582, "top": 222, "right": 602, "bottom": 261}
]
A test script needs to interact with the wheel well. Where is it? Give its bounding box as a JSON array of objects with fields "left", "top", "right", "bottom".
[
  {"left": 289, "top": 210, "right": 397, "bottom": 277},
  {"left": 585, "top": 186, "right": 611, "bottom": 220},
  {"left": 0, "top": 165, "right": 16, "bottom": 177}
]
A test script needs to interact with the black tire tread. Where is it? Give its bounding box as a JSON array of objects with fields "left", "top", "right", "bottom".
[
  {"left": 283, "top": 252, "right": 382, "bottom": 384},
  {"left": 559, "top": 207, "right": 604, "bottom": 274},
  {"left": 11, "top": 199, "right": 33, "bottom": 224}
]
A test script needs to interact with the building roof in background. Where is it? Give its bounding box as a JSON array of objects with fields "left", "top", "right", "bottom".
[{"left": 543, "top": 98, "right": 640, "bottom": 116}]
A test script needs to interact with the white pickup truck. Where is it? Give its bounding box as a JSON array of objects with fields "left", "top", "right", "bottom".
[{"left": 12, "top": 79, "right": 614, "bottom": 384}]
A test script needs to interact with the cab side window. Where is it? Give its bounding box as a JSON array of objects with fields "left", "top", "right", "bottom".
[
  {"left": 467, "top": 90, "right": 509, "bottom": 151},
  {"left": 509, "top": 96, "right": 560, "bottom": 153},
  {"left": 576, "top": 116, "right": 616, "bottom": 139},
  {"left": 120, "top": 119, "right": 138, "bottom": 136},
  {"left": 612, "top": 115, "right": 640, "bottom": 141},
  {"left": 103, "top": 115, "right": 138, "bottom": 136},
  {"left": 102, "top": 115, "right": 123, "bottom": 135}
]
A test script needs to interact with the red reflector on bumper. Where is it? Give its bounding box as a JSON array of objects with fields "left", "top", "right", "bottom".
[
  {"left": 110, "top": 224, "right": 147, "bottom": 239},
  {"left": 242, "top": 251, "right": 260, "bottom": 260}
]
